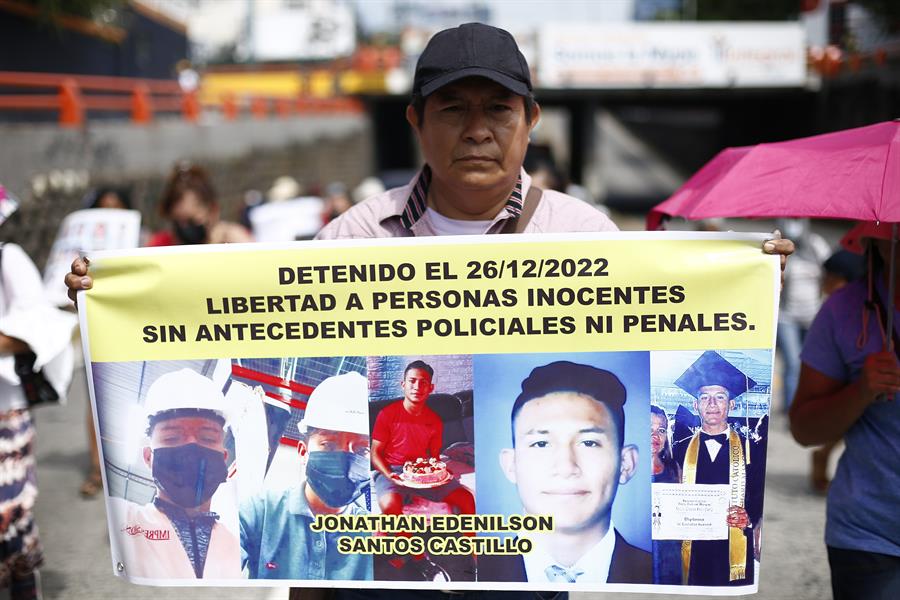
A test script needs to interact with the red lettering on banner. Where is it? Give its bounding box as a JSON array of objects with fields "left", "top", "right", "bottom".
[{"left": 123, "top": 524, "right": 171, "bottom": 540}]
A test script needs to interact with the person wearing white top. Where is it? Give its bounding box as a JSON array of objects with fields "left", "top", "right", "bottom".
[{"left": 0, "top": 221, "right": 76, "bottom": 598}]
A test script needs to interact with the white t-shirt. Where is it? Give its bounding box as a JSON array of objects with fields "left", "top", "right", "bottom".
[{"left": 421, "top": 208, "right": 492, "bottom": 236}]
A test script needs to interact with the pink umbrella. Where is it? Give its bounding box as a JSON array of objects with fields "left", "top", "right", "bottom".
[
  {"left": 646, "top": 119, "right": 900, "bottom": 344},
  {"left": 646, "top": 120, "right": 900, "bottom": 230}
]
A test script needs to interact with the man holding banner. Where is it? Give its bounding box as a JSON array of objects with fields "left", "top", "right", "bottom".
[
  {"left": 66, "top": 20, "right": 793, "bottom": 599},
  {"left": 315, "top": 23, "right": 619, "bottom": 242},
  {"left": 239, "top": 372, "right": 373, "bottom": 581},
  {"left": 108, "top": 368, "right": 241, "bottom": 579},
  {"left": 672, "top": 351, "right": 764, "bottom": 586}
]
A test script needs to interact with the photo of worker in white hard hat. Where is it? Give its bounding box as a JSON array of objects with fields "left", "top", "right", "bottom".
[
  {"left": 239, "top": 370, "right": 374, "bottom": 581},
  {"left": 98, "top": 364, "right": 242, "bottom": 580}
]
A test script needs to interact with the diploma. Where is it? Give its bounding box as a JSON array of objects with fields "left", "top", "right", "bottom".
[{"left": 651, "top": 483, "right": 730, "bottom": 540}]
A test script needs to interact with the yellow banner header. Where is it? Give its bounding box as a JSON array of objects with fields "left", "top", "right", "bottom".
[{"left": 81, "top": 233, "right": 779, "bottom": 362}]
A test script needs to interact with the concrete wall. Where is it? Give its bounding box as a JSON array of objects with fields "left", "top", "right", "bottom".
[{"left": 0, "top": 113, "right": 373, "bottom": 267}]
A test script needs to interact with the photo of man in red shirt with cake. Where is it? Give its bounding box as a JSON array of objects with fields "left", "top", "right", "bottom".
[
  {"left": 371, "top": 359, "right": 475, "bottom": 517},
  {"left": 370, "top": 359, "right": 476, "bottom": 581}
]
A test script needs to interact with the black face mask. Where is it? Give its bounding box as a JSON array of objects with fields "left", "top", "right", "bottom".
[
  {"left": 152, "top": 444, "right": 227, "bottom": 508},
  {"left": 173, "top": 220, "right": 207, "bottom": 245},
  {"left": 306, "top": 451, "right": 370, "bottom": 508}
]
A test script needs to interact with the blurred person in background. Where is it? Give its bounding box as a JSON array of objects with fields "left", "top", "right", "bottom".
[
  {"left": 175, "top": 59, "right": 199, "bottom": 94},
  {"left": 821, "top": 249, "right": 865, "bottom": 297},
  {"left": 696, "top": 218, "right": 725, "bottom": 232},
  {"left": 238, "top": 189, "right": 265, "bottom": 231},
  {"left": 249, "top": 176, "right": 325, "bottom": 242},
  {"left": 322, "top": 182, "right": 353, "bottom": 224},
  {"left": 776, "top": 219, "right": 830, "bottom": 413},
  {"left": 790, "top": 222, "right": 900, "bottom": 599},
  {"left": 79, "top": 185, "right": 134, "bottom": 498},
  {"left": 83, "top": 186, "right": 132, "bottom": 210},
  {"left": 351, "top": 177, "right": 385, "bottom": 206},
  {"left": 267, "top": 176, "right": 303, "bottom": 204},
  {"left": 523, "top": 144, "right": 566, "bottom": 193},
  {"left": 0, "top": 186, "right": 77, "bottom": 599},
  {"left": 805, "top": 248, "right": 865, "bottom": 494},
  {"left": 148, "top": 163, "right": 252, "bottom": 247}
]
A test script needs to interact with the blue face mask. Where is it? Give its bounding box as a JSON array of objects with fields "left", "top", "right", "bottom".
[
  {"left": 305, "top": 451, "right": 370, "bottom": 508},
  {"left": 152, "top": 443, "right": 227, "bottom": 508}
]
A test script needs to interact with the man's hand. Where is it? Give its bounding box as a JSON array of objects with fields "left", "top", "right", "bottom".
[
  {"left": 726, "top": 505, "right": 750, "bottom": 529},
  {"left": 64, "top": 256, "right": 92, "bottom": 306},
  {"left": 763, "top": 230, "right": 795, "bottom": 289},
  {"left": 859, "top": 351, "right": 900, "bottom": 404}
]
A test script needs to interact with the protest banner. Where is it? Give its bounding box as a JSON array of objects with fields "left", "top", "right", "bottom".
[
  {"left": 43, "top": 208, "right": 142, "bottom": 306},
  {"left": 78, "top": 232, "right": 778, "bottom": 593},
  {"left": 248, "top": 197, "right": 325, "bottom": 242}
]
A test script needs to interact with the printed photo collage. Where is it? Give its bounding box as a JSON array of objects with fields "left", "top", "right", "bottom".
[{"left": 91, "top": 348, "right": 771, "bottom": 587}]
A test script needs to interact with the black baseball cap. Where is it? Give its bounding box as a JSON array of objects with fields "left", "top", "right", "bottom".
[{"left": 412, "top": 22, "right": 532, "bottom": 98}]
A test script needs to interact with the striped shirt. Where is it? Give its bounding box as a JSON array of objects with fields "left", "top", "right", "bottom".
[
  {"left": 398, "top": 166, "right": 523, "bottom": 229},
  {"left": 317, "top": 167, "right": 617, "bottom": 240}
]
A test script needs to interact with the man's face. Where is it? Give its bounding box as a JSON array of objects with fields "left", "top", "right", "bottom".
[
  {"left": 170, "top": 189, "right": 214, "bottom": 225},
  {"left": 401, "top": 368, "right": 434, "bottom": 406},
  {"left": 694, "top": 385, "right": 734, "bottom": 432},
  {"left": 500, "top": 392, "right": 636, "bottom": 534},
  {"left": 143, "top": 415, "right": 227, "bottom": 466},
  {"left": 150, "top": 416, "right": 225, "bottom": 451},
  {"left": 300, "top": 428, "right": 371, "bottom": 512},
  {"left": 407, "top": 78, "right": 539, "bottom": 205},
  {"left": 97, "top": 192, "right": 127, "bottom": 209},
  {"left": 305, "top": 429, "right": 370, "bottom": 459}
]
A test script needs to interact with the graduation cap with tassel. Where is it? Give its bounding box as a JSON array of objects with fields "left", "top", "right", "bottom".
[{"left": 674, "top": 351, "right": 757, "bottom": 463}]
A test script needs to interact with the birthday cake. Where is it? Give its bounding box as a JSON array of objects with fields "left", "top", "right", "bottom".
[{"left": 402, "top": 457, "right": 449, "bottom": 485}]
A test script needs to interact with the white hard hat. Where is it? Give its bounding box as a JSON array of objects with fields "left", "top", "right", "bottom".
[
  {"left": 299, "top": 372, "right": 369, "bottom": 436},
  {"left": 144, "top": 368, "right": 228, "bottom": 429}
]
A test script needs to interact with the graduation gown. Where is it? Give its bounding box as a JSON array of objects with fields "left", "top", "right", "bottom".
[{"left": 672, "top": 429, "right": 765, "bottom": 586}]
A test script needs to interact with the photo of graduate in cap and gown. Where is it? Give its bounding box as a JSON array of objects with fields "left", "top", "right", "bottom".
[{"left": 665, "top": 350, "right": 768, "bottom": 587}]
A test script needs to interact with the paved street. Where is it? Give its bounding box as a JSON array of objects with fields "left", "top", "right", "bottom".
[{"left": 29, "top": 361, "right": 835, "bottom": 600}]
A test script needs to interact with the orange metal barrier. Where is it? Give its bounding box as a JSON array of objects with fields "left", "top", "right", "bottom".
[
  {"left": 0, "top": 71, "right": 363, "bottom": 127},
  {"left": 807, "top": 43, "right": 899, "bottom": 78}
]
